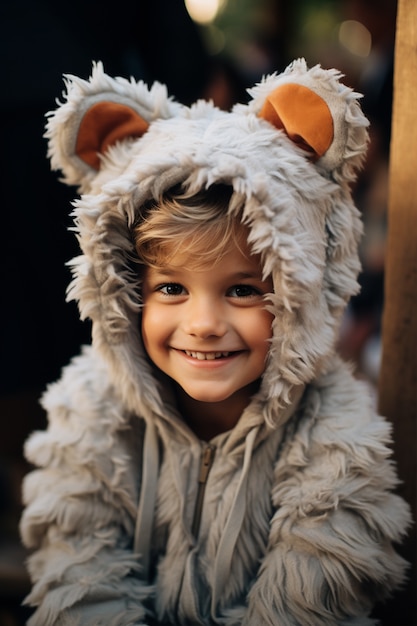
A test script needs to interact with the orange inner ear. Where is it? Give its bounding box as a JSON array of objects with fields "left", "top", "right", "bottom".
[
  {"left": 75, "top": 101, "right": 149, "bottom": 169},
  {"left": 259, "top": 83, "right": 334, "bottom": 159}
]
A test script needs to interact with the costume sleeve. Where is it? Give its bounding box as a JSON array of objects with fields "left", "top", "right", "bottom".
[
  {"left": 20, "top": 350, "right": 154, "bottom": 626},
  {"left": 242, "top": 377, "right": 411, "bottom": 626}
]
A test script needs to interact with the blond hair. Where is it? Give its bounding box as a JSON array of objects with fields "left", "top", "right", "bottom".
[{"left": 133, "top": 184, "right": 249, "bottom": 269}]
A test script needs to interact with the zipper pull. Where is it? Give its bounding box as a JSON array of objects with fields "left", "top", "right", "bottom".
[
  {"left": 198, "top": 443, "right": 216, "bottom": 483},
  {"left": 191, "top": 443, "right": 216, "bottom": 538}
]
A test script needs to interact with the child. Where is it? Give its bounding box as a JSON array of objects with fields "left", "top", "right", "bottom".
[{"left": 20, "top": 60, "right": 411, "bottom": 625}]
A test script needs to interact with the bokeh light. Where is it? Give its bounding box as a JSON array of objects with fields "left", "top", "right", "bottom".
[
  {"left": 184, "top": 0, "right": 224, "bottom": 24},
  {"left": 339, "top": 20, "right": 372, "bottom": 58}
]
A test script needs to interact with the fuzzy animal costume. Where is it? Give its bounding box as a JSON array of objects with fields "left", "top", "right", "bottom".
[{"left": 20, "top": 60, "right": 411, "bottom": 626}]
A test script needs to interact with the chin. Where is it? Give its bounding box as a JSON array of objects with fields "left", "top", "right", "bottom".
[
  {"left": 181, "top": 385, "right": 235, "bottom": 404},
  {"left": 188, "top": 392, "right": 231, "bottom": 404},
  {"left": 187, "top": 383, "right": 257, "bottom": 405}
]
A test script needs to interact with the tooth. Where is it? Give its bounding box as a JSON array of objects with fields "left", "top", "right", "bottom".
[{"left": 184, "top": 350, "right": 232, "bottom": 360}]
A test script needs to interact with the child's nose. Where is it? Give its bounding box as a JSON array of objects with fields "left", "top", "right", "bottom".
[{"left": 183, "top": 298, "right": 227, "bottom": 338}]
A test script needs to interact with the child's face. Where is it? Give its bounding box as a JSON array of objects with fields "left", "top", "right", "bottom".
[{"left": 141, "top": 235, "right": 274, "bottom": 410}]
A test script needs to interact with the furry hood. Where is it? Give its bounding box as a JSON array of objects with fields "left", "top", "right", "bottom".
[{"left": 46, "top": 59, "right": 369, "bottom": 428}]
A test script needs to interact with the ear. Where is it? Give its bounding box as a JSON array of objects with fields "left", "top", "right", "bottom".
[
  {"left": 45, "top": 61, "right": 183, "bottom": 191},
  {"left": 259, "top": 83, "right": 333, "bottom": 160},
  {"left": 75, "top": 101, "right": 150, "bottom": 170},
  {"left": 249, "top": 58, "right": 369, "bottom": 182}
]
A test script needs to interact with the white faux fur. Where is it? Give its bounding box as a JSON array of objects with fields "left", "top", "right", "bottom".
[{"left": 20, "top": 61, "right": 411, "bottom": 625}]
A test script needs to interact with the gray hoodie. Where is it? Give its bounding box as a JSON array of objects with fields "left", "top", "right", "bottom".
[{"left": 20, "top": 59, "right": 411, "bottom": 626}]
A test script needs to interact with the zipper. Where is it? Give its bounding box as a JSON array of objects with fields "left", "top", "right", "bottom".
[{"left": 191, "top": 443, "right": 216, "bottom": 539}]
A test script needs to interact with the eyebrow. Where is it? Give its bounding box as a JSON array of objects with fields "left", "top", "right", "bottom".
[
  {"left": 146, "top": 267, "right": 182, "bottom": 277},
  {"left": 230, "top": 271, "right": 264, "bottom": 281},
  {"left": 148, "top": 267, "right": 265, "bottom": 281}
]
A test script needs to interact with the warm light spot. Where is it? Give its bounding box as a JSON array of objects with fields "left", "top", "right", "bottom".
[
  {"left": 185, "top": 0, "right": 222, "bottom": 24},
  {"left": 339, "top": 20, "right": 372, "bottom": 58}
]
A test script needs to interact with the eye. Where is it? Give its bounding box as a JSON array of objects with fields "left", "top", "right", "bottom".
[
  {"left": 227, "top": 284, "right": 261, "bottom": 298},
  {"left": 158, "top": 283, "right": 186, "bottom": 296}
]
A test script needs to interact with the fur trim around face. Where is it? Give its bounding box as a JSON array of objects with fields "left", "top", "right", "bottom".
[{"left": 45, "top": 59, "right": 369, "bottom": 418}]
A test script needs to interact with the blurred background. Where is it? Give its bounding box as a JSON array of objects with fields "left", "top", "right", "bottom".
[{"left": 0, "top": 0, "right": 405, "bottom": 624}]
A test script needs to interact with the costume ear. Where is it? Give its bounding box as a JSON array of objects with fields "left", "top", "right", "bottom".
[
  {"left": 75, "top": 101, "right": 150, "bottom": 170},
  {"left": 45, "top": 61, "right": 183, "bottom": 191},
  {"left": 259, "top": 83, "right": 333, "bottom": 160},
  {"left": 249, "top": 58, "right": 369, "bottom": 182}
]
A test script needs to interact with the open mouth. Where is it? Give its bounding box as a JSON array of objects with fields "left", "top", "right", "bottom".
[{"left": 183, "top": 350, "right": 233, "bottom": 361}]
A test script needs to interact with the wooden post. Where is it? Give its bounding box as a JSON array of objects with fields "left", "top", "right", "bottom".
[{"left": 378, "top": 0, "right": 417, "bottom": 623}]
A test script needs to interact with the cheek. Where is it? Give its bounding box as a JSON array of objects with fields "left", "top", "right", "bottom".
[
  {"left": 141, "top": 305, "right": 174, "bottom": 354},
  {"left": 243, "top": 308, "right": 273, "bottom": 359},
  {"left": 141, "top": 307, "right": 161, "bottom": 355}
]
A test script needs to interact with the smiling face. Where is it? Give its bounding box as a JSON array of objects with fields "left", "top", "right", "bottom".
[
  {"left": 135, "top": 185, "right": 274, "bottom": 437},
  {"left": 140, "top": 238, "right": 273, "bottom": 436}
]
